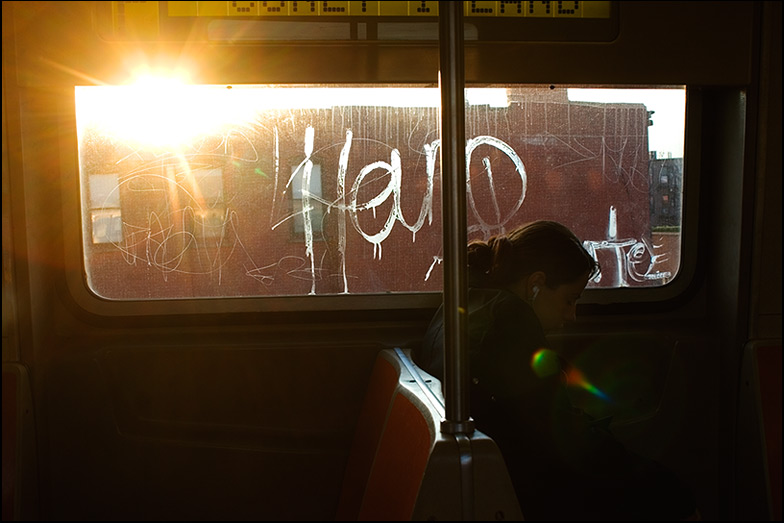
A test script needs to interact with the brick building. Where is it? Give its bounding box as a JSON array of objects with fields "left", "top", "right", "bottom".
[{"left": 79, "top": 87, "right": 664, "bottom": 298}]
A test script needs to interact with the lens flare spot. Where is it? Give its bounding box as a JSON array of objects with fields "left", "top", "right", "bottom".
[
  {"left": 531, "top": 348, "right": 560, "bottom": 378},
  {"left": 565, "top": 367, "right": 611, "bottom": 402}
]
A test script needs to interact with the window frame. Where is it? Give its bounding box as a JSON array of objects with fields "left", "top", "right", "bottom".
[{"left": 61, "top": 83, "right": 699, "bottom": 318}]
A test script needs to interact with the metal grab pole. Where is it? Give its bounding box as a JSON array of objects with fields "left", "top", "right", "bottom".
[{"left": 439, "top": 0, "right": 474, "bottom": 435}]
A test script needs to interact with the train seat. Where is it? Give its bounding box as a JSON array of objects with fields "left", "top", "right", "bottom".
[
  {"left": 336, "top": 348, "right": 401, "bottom": 519},
  {"left": 336, "top": 348, "right": 523, "bottom": 520}
]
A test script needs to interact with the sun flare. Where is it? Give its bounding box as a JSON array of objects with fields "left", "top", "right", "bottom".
[
  {"left": 76, "top": 76, "right": 509, "bottom": 149},
  {"left": 76, "top": 76, "right": 256, "bottom": 149}
]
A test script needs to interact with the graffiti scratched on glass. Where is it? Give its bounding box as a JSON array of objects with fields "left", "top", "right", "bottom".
[{"left": 77, "top": 88, "right": 677, "bottom": 298}]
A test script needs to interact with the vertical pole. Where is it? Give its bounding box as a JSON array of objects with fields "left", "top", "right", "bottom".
[{"left": 438, "top": 0, "right": 473, "bottom": 435}]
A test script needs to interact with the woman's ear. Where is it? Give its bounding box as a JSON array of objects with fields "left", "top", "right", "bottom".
[
  {"left": 529, "top": 271, "right": 546, "bottom": 292},
  {"left": 526, "top": 271, "right": 546, "bottom": 301}
]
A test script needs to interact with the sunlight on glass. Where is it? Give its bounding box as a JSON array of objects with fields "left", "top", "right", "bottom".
[
  {"left": 76, "top": 81, "right": 510, "bottom": 148},
  {"left": 76, "top": 80, "right": 255, "bottom": 149},
  {"left": 75, "top": 84, "right": 685, "bottom": 299}
]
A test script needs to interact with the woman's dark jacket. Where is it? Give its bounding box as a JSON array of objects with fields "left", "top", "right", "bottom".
[{"left": 413, "top": 288, "right": 695, "bottom": 521}]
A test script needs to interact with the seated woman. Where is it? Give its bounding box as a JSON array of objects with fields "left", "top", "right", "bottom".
[{"left": 414, "top": 220, "right": 697, "bottom": 521}]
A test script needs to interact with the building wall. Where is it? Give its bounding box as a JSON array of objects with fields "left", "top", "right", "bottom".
[{"left": 79, "top": 89, "right": 657, "bottom": 297}]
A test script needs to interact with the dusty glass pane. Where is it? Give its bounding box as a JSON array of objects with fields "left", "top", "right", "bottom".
[{"left": 75, "top": 84, "right": 685, "bottom": 299}]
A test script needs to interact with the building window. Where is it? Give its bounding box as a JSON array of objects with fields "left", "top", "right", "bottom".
[
  {"left": 290, "top": 162, "right": 324, "bottom": 237},
  {"left": 88, "top": 174, "right": 123, "bottom": 244},
  {"left": 191, "top": 167, "right": 227, "bottom": 240}
]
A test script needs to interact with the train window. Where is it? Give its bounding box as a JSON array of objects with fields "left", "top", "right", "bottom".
[{"left": 74, "top": 84, "right": 685, "bottom": 300}]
